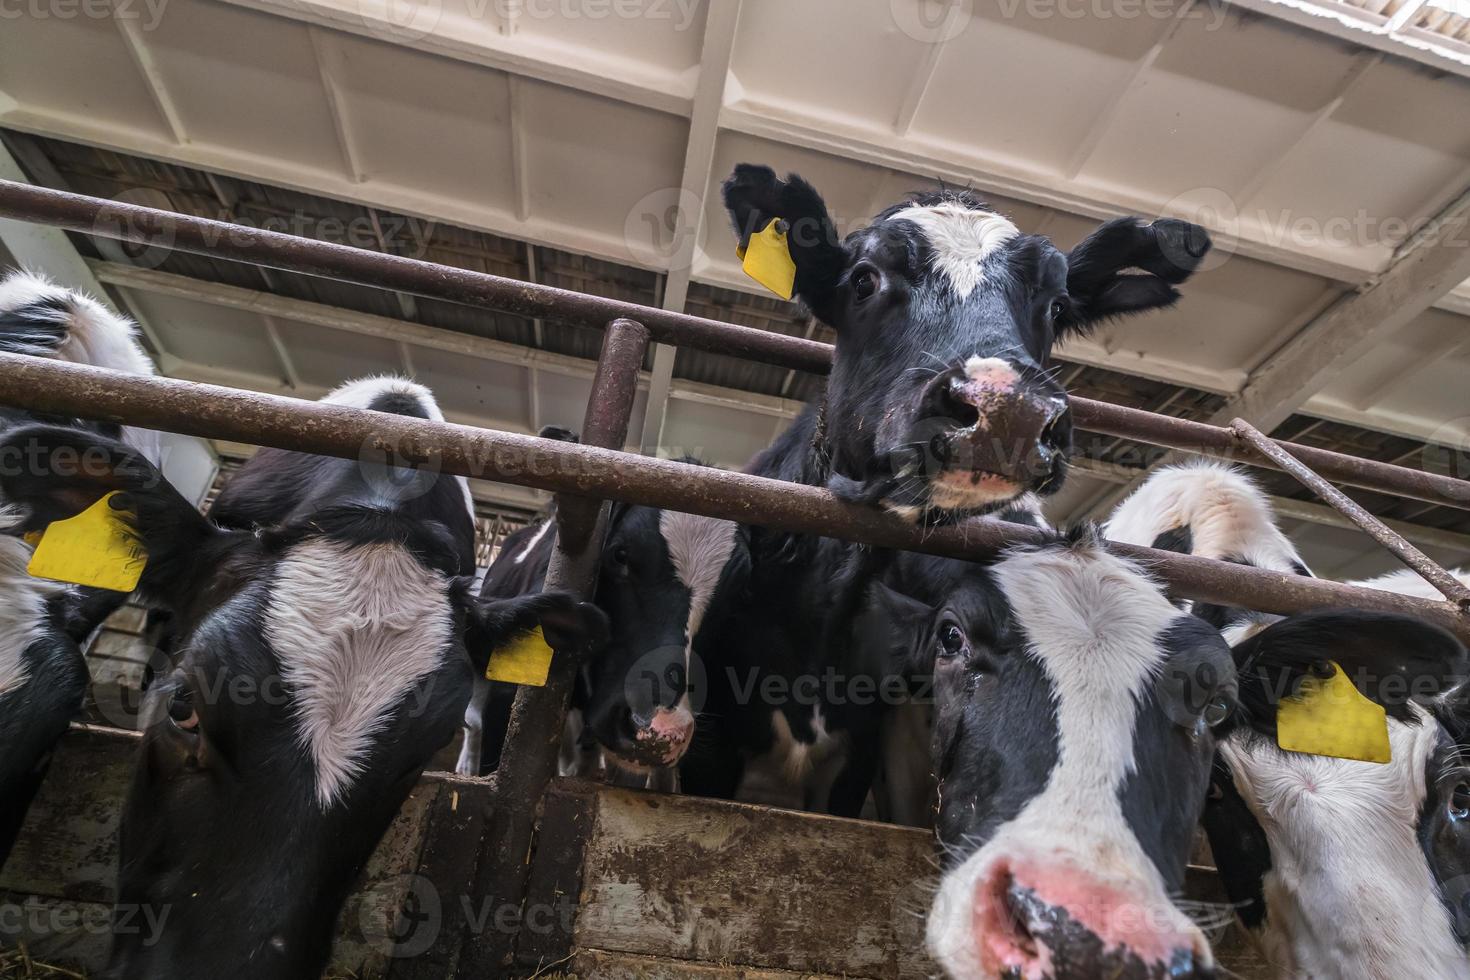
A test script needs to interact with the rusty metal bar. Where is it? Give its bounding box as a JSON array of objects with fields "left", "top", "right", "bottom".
[
  {"left": 1, "top": 179, "right": 1467, "bottom": 510},
  {"left": 0, "top": 179, "right": 832, "bottom": 375},
  {"left": 1070, "top": 399, "right": 1470, "bottom": 512},
  {"left": 469, "top": 318, "right": 650, "bottom": 974},
  {"left": 0, "top": 353, "right": 1464, "bottom": 641},
  {"left": 1230, "top": 417, "right": 1470, "bottom": 610}
]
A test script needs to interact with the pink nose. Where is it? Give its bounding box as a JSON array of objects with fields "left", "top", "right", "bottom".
[
  {"left": 973, "top": 863, "right": 1211, "bottom": 979},
  {"left": 635, "top": 707, "right": 695, "bottom": 762}
]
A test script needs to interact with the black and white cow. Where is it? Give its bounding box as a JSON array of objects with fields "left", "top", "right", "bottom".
[
  {"left": 0, "top": 270, "right": 162, "bottom": 866},
  {"left": 0, "top": 376, "right": 604, "bottom": 980},
  {"left": 458, "top": 483, "right": 747, "bottom": 779},
  {"left": 1106, "top": 462, "right": 1470, "bottom": 979},
  {"left": 861, "top": 526, "right": 1235, "bottom": 979},
  {"left": 677, "top": 165, "right": 1212, "bottom": 812}
]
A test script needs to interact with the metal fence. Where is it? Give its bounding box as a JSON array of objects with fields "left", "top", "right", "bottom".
[{"left": 1, "top": 176, "right": 1467, "bottom": 972}]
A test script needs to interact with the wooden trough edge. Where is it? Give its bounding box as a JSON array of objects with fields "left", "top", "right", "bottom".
[{"left": 1, "top": 726, "right": 1270, "bottom": 979}]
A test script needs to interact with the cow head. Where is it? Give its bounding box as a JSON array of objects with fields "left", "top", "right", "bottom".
[
  {"left": 1107, "top": 463, "right": 1470, "bottom": 978},
  {"left": 723, "top": 165, "right": 1211, "bottom": 520},
  {"left": 865, "top": 528, "right": 1233, "bottom": 979},
  {"left": 1208, "top": 609, "right": 1469, "bottom": 978},
  {"left": 0, "top": 422, "right": 604, "bottom": 980},
  {"left": 582, "top": 501, "right": 747, "bottom": 769}
]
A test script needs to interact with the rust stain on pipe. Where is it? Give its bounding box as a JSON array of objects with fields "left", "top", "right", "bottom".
[{"left": 0, "top": 353, "right": 1462, "bottom": 641}]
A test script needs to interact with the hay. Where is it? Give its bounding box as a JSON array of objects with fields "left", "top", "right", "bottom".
[{"left": 0, "top": 945, "right": 88, "bottom": 979}]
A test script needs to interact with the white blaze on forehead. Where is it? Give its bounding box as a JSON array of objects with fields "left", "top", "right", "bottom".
[
  {"left": 1105, "top": 462, "right": 1305, "bottom": 574},
  {"left": 265, "top": 539, "right": 453, "bottom": 808},
  {"left": 0, "top": 536, "right": 67, "bottom": 699},
  {"left": 321, "top": 375, "right": 473, "bottom": 522},
  {"left": 889, "top": 201, "right": 1019, "bottom": 299},
  {"left": 658, "top": 511, "right": 737, "bottom": 704},
  {"left": 1221, "top": 712, "right": 1464, "bottom": 979},
  {"left": 927, "top": 543, "right": 1207, "bottom": 976}
]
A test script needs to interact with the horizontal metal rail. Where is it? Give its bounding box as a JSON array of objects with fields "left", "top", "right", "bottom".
[
  {"left": 0, "top": 179, "right": 1465, "bottom": 511},
  {"left": 0, "top": 353, "right": 1463, "bottom": 641}
]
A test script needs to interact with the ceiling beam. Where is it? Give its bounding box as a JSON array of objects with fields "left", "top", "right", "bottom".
[
  {"left": 113, "top": 7, "right": 188, "bottom": 145},
  {"left": 308, "top": 27, "right": 367, "bottom": 184},
  {"left": 1062, "top": 0, "right": 1195, "bottom": 180},
  {"left": 1231, "top": 51, "right": 1382, "bottom": 208},
  {"left": 892, "top": 6, "right": 960, "bottom": 137},
  {"left": 216, "top": 0, "right": 695, "bottom": 117},
  {"left": 638, "top": 0, "right": 743, "bottom": 456},
  {"left": 1214, "top": 186, "right": 1470, "bottom": 433}
]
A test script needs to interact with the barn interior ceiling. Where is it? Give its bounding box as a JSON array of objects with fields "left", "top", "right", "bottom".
[{"left": 1, "top": 0, "right": 1468, "bottom": 581}]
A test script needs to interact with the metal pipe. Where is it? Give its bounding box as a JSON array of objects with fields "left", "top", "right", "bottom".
[
  {"left": 1, "top": 179, "right": 1466, "bottom": 510},
  {"left": 0, "top": 353, "right": 1463, "bottom": 640},
  {"left": 1229, "top": 417, "right": 1470, "bottom": 610},
  {"left": 1070, "top": 399, "right": 1470, "bottom": 512},
  {"left": 0, "top": 179, "right": 832, "bottom": 375},
  {"left": 470, "top": 318, "right": 650, "bottom": 973}
]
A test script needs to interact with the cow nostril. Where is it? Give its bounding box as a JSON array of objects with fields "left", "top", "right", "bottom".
[
  {"left": 1039, "top": 401, "right": 1068, "bottom": 445},
  {"left": 1170, "top": 948, "right": 1214, "bottom": 979},
  {"left": 940, "top": 377, "right": 980, "bottom": 429},
  {"left": 1001, "top": 880, "right": 1040, "bottom": 962}
]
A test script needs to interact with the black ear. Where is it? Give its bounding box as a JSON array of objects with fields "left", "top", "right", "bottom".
[
  {"left": 852, "top": 580, "right": 936, "bottom": 677},
  {"left": 0, "top": 423, "right": 222, "bottom": 603},
  {"left": 1231, "top": 609, "right": 1468, "bottom": 735},
  {"left": 465, "top": 591, "right": 609, "bottom": 673},
  {"left": 536, "top": 425, "right": 579, "bottom": 444},
  {"left": 1064, "top": 217, "right": 1211, "bottom": 332},
  {"left": 722, "top": 164, "right": 845, "bottom": 321}
]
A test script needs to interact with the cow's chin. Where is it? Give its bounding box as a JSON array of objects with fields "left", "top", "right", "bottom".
[
  {"left": 885, "top": 471, "right": 1026, "bottom": 522},
  {"left": 600, "top": 744, "right": 683, "bottom": 774}
]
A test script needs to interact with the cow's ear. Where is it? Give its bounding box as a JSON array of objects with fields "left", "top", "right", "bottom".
[
  {"left": 1063, "top": 217, "right": 1211, "bottom": 334},
  {"left": 0, "top": 424, "right": 223, "bottom": 604},
  {"left": 853, "top": 580, "right": 936, "bottom": 677},
  {"left": 1231, "top": 609, "right": 1467, "bottom": 735},
  {"left": 722, "top": 164, "right": 845, "bottom": 321},
  {"left": 463, "top": 591, "right": 608, "bottom": 673}
]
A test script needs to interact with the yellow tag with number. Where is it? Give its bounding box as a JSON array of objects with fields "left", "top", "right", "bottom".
[
  {"left": 736, "top": 218, "right": 797, "bottom": 300},
  {"left": 486, "top": 627, "right": 554, "bottom": 687},
  {"left": 1277, "top": 661, "right": 1391, "bottom": 764},
  {"left": 27, "top": 492, "right": 146, "bottom": 593}
]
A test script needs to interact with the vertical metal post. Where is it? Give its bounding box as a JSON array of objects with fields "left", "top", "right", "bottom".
[
  {"left": 461, "top": 318, "right": 650, "bottom": 976},
  {"left": 1230, "top": 417, "right": 1470, "bottom": 610}
]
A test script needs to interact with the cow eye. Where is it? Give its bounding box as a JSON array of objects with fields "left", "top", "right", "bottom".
[
  {"left": 1451, "top": 783, "right": 1470, "bottom": 821},
  {"left": 610, "top": 545, "right": 630, "bottom": 567},
  {"left": 1203, "top": 697, "right": 1231, "bottom": 728},
  {"left": 938, "top": 622, "right": 966, "bottom": 657},
  {"left": 167, "top": 688, "right": 199, "bottom": 733},
  {"left": 1049, "top": 298, "right": 1067, "bottom": 321},
  {"left": 852, "top": 269, "right": 878, "bottom": 301}
]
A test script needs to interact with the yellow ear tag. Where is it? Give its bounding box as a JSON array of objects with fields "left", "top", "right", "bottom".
[
  {"left": 486, "top": 626, "right": 554, "bottom": 687},
  {"left": 736, "top": 218, "right": 796, "bottom": 300},
  {"left": 27, "top": 492, "right": 146, "bottom": 593},
  {"left": 1276, "top": 661, "right": 1391, "bottom": 764}
]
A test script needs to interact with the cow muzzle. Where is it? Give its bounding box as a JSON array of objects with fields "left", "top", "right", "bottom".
[
  {"left": 906, "top": 357, "right": 1069, "bottom": 509},
  {"left": 610, "top": 704, "right": 696, "bottom": 769},
  {"left": 965, "top": 863, "right": 1213, "bottom": 980}
]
